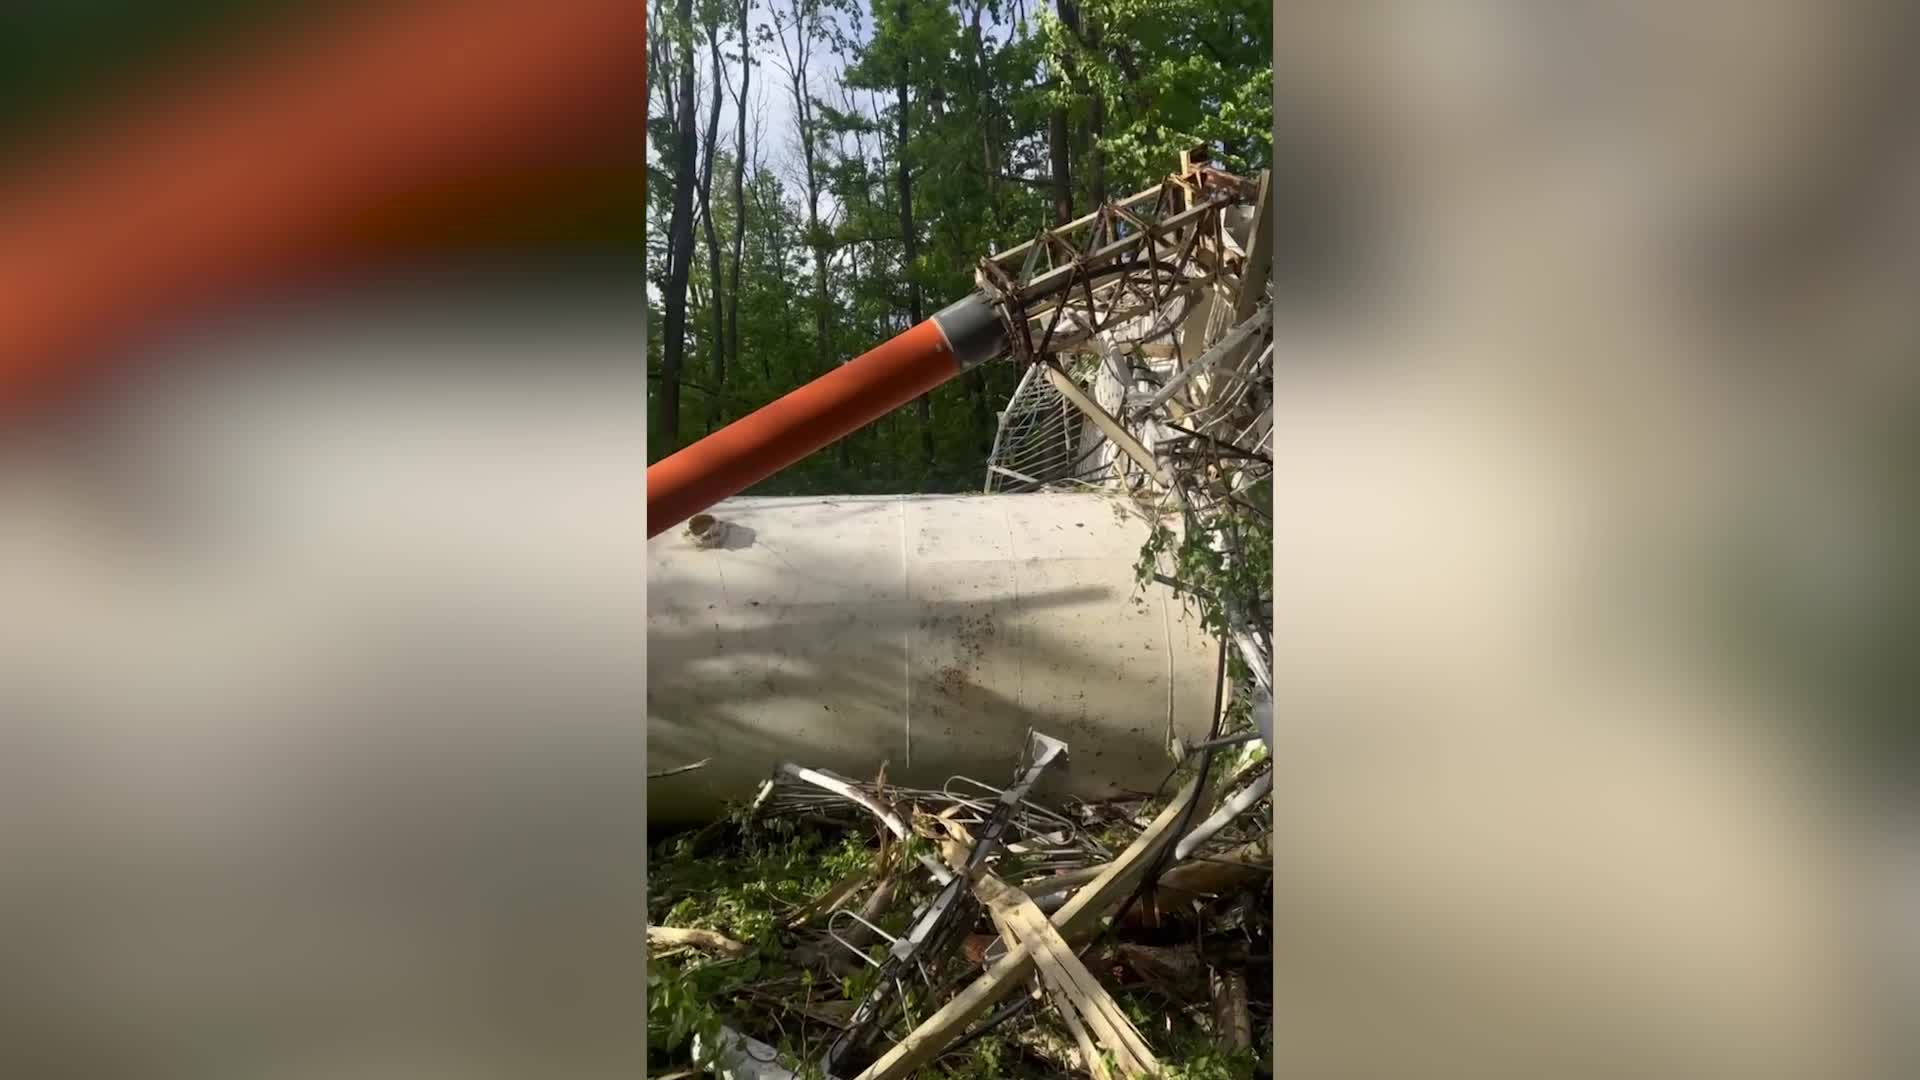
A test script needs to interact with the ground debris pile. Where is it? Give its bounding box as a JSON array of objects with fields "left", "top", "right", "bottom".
[{"left": 648, "top": 730, "right": 1272, "bottom": 1079}]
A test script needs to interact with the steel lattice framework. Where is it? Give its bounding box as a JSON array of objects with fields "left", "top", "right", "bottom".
[
  {"left": 982, "top": 362, "right": 1085, "bottom": 493},
  {"left": 983, "top": 149, "right": 1273, "bottom": 506},
  {"left": 983, "top": 148, "right": 1274, "bottom": 737}
]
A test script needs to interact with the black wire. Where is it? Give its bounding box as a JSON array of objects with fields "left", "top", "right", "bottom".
[
  {"left": 1141, "top": 757, "right": 1183, "bottom": 812},
  {"left": 944, "top": 496, "right": 1238, "bottom": 1065},
  {"left": 931, "top": 641, "right": 1227, "bottom": 1070},
  {"left": 1161, "top": 422, "right": 1274, "bottom": 466},
  {"left": 936, "top": 691, "right": 1203, "bottom": 1063},
  {"left": 937, "top": 996, "right": 1032, "bottom": 1061},
  {"left": 1096, "top": 632, "right": 1230, "bottom": 947}
]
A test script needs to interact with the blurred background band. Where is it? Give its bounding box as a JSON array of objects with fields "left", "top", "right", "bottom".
[{"left": 0, "top": 0, "right": 646, "bottom": 416}]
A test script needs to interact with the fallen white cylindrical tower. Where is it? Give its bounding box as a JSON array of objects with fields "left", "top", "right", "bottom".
[{"left": 647, "top": 493, "right": 1220, "bottom": 823}]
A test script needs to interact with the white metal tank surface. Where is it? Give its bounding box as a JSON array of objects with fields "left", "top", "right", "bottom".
[{"left": 647, "top": 492, "right": 1220, "bottom": 823}]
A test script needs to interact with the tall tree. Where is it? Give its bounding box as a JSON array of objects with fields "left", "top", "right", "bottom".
[
  {"left": 1047, "top": 0, "right": 1075, "bottom": 225},
  {"left": 726, "top": 0, "right": 751, "bottom": 383},
  {"left": 696, "top": 4, "right": 727, "bottom": 432},
  {"left": 893, "top": 0, "right": 933, "bottom": 464},
  {"left": 658, "top": 0, "right": 699, "bottom": 446},
  {"left": 771, "top": 0, "right": 832, "bottom": 384},
  {"left": 647, "top": 0, "right": 1273, "bottom": 490},
  {"left": 963, "top": 0, "right": 1005, "bottom": 451},
  {"left": 745, "top": 117, "right": 788, "bottom": 382},
  {"left": 1048, "top": 0, "right": 1272, "bottom": 190},
  {"left": 1082, "top": 5, "right": 1104, "bottom": 208}
]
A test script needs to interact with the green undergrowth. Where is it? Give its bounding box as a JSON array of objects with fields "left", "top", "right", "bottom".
[
  {"left": 1113, "top": 987, "right": 1267, "bottom": 1080},
  {"left": 649, "top": 802, "right": 1266, "bottom": 1079},
  {"left": 649, "top": 815, "right": 990, "bottom": 1075},
  {"left": 651, "top": 820, "right": 873, "bottom": 944}
]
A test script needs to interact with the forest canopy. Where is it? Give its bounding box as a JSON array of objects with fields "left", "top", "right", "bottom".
[{"left": 647, "top": 0, "right": 1274, "bottom": 492}]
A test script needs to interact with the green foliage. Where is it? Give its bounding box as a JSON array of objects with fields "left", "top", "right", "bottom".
[
  {"left": 649, "top": 818, "right": 879, "bottom": 1069},
  {"left": 650, "top": 0, "right": 1274, "bottom": 491},
  {"left": 651, "top": 824, "right": 875, "bottom": 942},
  {"left": 1162, "top": 1046, "right": 1262, "bottom": 1080},
  {"left": 1134, "top": 479, "right": 1271, "bottom": 750},
  {"left": 652, "top": 801, "right": 1271, "bottom": 1078},
  {"left": 1134, "top": 497, "right": 1272, "bottom": 645},
  {"left": 898, "top": 829, "right": 936, "bottom": 866},
  {"left": 1112, "top": 989, "right": 1263, "bottom": 1079},
  {"left": 1033, "top": 0, "right": 1272, "bottom": 189},
  {"left": 647, "top": 954, "right": 733, "bottom": 1057}
]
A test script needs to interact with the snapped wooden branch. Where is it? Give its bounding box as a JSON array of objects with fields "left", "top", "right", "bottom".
[
  {"left": 852, "top": 773, "right": 1212, "bottom": 1080},
  {"left": 1017, "top": 896, "right": 1112, "bottom": 1080},
  {"left": 1210, "top": 969, "right": 1252, "bottom": 1052},
  {"left": 976, "top": 872, "right": 1160, "bottom": 1078},
  {"left": 647, "top": 926, "right": 752, "bottom": 958}
]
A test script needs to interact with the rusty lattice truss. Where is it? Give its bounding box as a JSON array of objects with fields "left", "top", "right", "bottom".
[
  {"left": 983, "top": 149, "right": 1273, "bottom": 505},
  {"left": 982, "top": 147, "right": 1274, "bottom": 760},
  {"left": 978, "top": 150, "right": 1265, "bottom": 363}
]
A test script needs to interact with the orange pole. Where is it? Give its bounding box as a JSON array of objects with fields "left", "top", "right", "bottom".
[
  {"left": 647, "top": 291, "right": 1009, "bottom": 537},
  {"left": 0, "top": 0, "right": 646, "bottom": 416},
  {"left": 648, "top": 321, "right": 959, "bottom": 538}
]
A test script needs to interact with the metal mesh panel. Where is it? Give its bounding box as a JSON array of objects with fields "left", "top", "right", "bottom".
[{"left": 982, "top": 363, "right": 1100, "bottom": 493}]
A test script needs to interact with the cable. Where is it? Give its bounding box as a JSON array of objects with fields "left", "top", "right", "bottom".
[
  {"left": 937, "top": 996, "right": 1032, "bottom": 1061},
  {"left": 937, "top": 610, "right": 1229, "bottom": 1070},
  {"left": 1098, "top": 632, "right": 1229, "bottom": 945}
]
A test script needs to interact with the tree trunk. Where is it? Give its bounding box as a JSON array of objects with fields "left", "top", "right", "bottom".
[
  {"left": 1084, "top": 8, "right": 1105, "bottom": 215},
  {"left": 797, "top": 81, "right": 829, "bottom": 381},
  {"left": 969, "top": 0, "right": 997, "bottom": 211},
  {"left": 782, "top": 0, "right": 838, "bottom": 466},
  {"left": 748, "top": 111, "right": 776, "bottom": 382},
  {"left": 968, "top": 0, "right": 997, "bottom": 456},
  {"left": 1048, "top": 105, "right": 1072, "bottom": 227},
  {"left": 727, "top": 0, "right": 750, "bottom": 385},
  {"left": 773, "top": 0, "right": 837, "bottom": 462},
  {"left": 1041, "top": 0, "right": 1079, "bottom": 473},
  {"left": 896, "top": 0, "right": 931, "bottom": 468},
  {"left": 1049, "top": 0, "right": 1079, "bottom": 227},
  {"left": 841, "top": 118, "right": 878, "bottom": 475},
  {"left": 659, "top": 0, "right": 698, "bottom": 448},
  {"left": 773, "top": 0, "right": 830, "bottom": 378},
  {"left": 699, "top": 22, "right": 726, "bottom": 433},
  {"left": 1088, "top": 94, "right": 1105, "bottom": 207}
]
